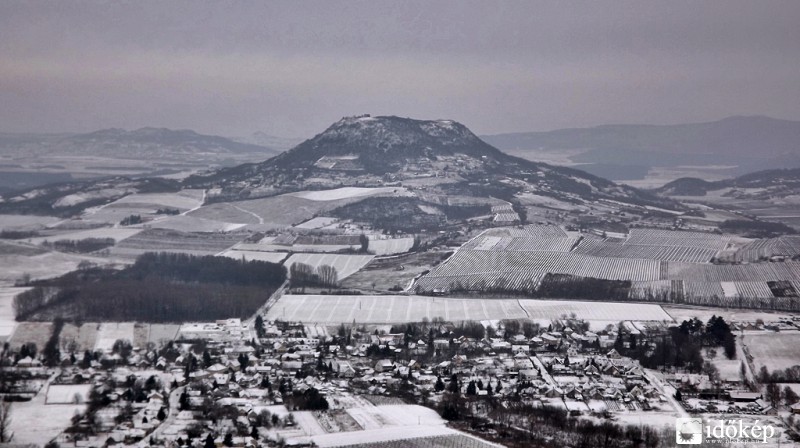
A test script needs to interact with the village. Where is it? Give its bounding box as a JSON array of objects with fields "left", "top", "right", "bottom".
[{"left": 3, "top": 310, "right": 800, "bottom": 447}]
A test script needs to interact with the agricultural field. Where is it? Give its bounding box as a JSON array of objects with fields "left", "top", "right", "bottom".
[
  {"left": 265, "top": 295, "right": 528, "bottom": 323},
  {"left": 45, "top": 384, "right": 93, "bottom": 404},
  {"left": 284, "top": 253, "right": 375, "bottom": 280},
  {"left": 190, "top": 188, "right": 408, "bottom": 229},
  {"left": 341, "top": 251, "right": 452, "bottom": 292},
  {"left": 0, "top": 284, "right": 23, "bottom": 340},
  {"left": 8, "top": 321, "right": 54, "bottom": 350},
  {"left": 265, "top": 295, "right": 671, "bottom": 325},
  {"left": 82, "top": 189, "right": 204, "bottom": 224},
  {"left": 0, "top": 214, "right": 61, "bottom": 231},
  {"left": 518, "top": 299, "right": 673, "bottom": 325},
  {"left": 290, "top": 187, "right": 405, "bottom": 202},
  {"left": 94, "top": 322, "right": 136, "bottom": 352},
  {"left": 741, "top": 333, "right": 800, "bottom": 373},
  {"left": 366, "top": 236, "right": 415, "bottom": 255},
  {"left": 295, "top": 217, "right": 340, "bottom": 229},
  {"left": 111, "top": 228, "right": 244, "bottom": 259},
  {"left": 0, "top": 251, "right": 113, "bottom": 282},
  {"left": 146, "top": 214, "right": 246, "bottom": 232},
  {"left": 735, "top": 235, "right": 800, "bottom": 262}
]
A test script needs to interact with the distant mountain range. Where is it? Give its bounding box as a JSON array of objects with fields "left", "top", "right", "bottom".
[
  {"left": 655, "top": 168, "right": 800, "bottom": 197},
  {"left": 482, "top": 116, "right": 800, "bottom": 173},
  {"left": 0, "top": 127, "right": 281, "bottom": 160}
]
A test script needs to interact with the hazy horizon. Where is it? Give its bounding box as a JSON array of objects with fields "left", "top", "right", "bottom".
[{"left": 2, "top": 1, "right": 799, "bottom": 138}]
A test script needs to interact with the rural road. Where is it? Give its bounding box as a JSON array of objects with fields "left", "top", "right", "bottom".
[
  {"left": 643, "top": 369, "right": 689, "bottom": 418},
  {"left": 149, "top": 385, "right": 185, "bottom": 440}
]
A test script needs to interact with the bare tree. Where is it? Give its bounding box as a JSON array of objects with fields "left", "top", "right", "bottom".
[{"left": 0, "top": 395, "right": 12, "bottom": 442}]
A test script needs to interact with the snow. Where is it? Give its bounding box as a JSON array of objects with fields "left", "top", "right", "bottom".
[
  {"left": 95, "top": 322, "right": 135, "bottom": 352},
  {"left": 284, "top": 253, "right": 374, "bottom": 279},
  {"left": 0, "top": 285, "right": 23, "bottom": 340},
  {"left": 9, "top": 387, "right": 85, "bottom": 445},
  {"left": 45, "top": 384, "right": 93, "bottom": 404},
  {"left": 291, "top": 187, "right": 402, "bottom": 202},
  {"left": 310, "top": 425, "right": 456, "bottom": 447},
  {"left": 295, "top": 217, "right": 340, "bottom": 229}
]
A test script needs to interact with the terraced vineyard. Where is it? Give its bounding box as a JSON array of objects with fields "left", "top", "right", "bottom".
[
  {"left": 413, "top": 224, "right": 800, "bottom": 311},
  {"left": 735, "top": 235, "right": 800, "bottom": 262}
]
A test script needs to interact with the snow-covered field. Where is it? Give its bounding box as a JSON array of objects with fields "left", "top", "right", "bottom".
[
  {"left": 95, "top": 322, "right": 136, "bottom": 351},
  {"left": 45, "top": 384, "right": 93, "bottom": 404},
  {"left": 367, "top": 237, "right": 415, "bottom": 255},
  {"left": 0, "top": 284, "right": 23, "bottom": 340},
  {"left": 0, "top": 252, "right": 113, "bottom": 282},
  {"left": 663, "top": 306, "right": 792, "bottom": 325},
  {"left": 295, "top": 217, "right": 340, "bottom": 229},
  {"left": 109, "top": 190, "right": 205, "bottom": 210},
  {"left": 291, "top": 187, "right": 404, "bottom": 202},
  {"left": 9, "top": 389, "right": 85, "bottom": 445},
  {"left": 284, "top": 253, "right": 374, "bottom": 279},
  {"left": 265, "top": 295, "right": 528, "bottom": 323},
  {"left": 148, "top": 215, "right": 246, "bottom": 232},
  {"left": 519, "top": 299, "right": 673, "bottom": 323},
  {"left": 0, "top": 214, "right": 61, "bottom": 230},
  {"left": 266, "top": 295, "right": 674, "bottom": 325},
  {"left": 743, "top": 333, "right": 800, "bottom": 372}
]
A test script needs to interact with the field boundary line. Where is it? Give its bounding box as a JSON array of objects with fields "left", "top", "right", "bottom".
[{"left": 517, "top": 298, "right": 530, "bottom": 319}]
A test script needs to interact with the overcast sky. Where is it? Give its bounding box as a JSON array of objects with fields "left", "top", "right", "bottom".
[{"left": 1, "top": 1, "right": 799, "bottom": 138}]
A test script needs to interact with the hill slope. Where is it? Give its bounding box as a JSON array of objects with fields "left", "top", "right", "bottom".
[
  {"left": 482, "top": 116, "right": 800, "bottom": 171},
  {"left": 188, "top": 115, "right": 679, "bottom": 210}
]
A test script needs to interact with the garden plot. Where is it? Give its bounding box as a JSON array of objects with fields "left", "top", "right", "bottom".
[
  {"left": 0, "top": 285, "right": 24, "bottom": 340},
  {"left": 291, "top": 187, "right": 405, "bottom": 201},
  {"left": 95, "top": 322, "right": 135, "bottom": 351},
  {"left": 45, "top": 384, "right": 93, "bottom": 404},
  {"left": 265, "top": 295, "right": 527, "bottom": 324},
  {"left": 742, "top": 333, "right": 800, "bottom": 372},
  {"left": 284, "top": 254, "right": 374, "bottom": 279},
  {"left": 518, "top": 299, "right": 673, "bottom": 323},
  {"left": 218, "top": 249, "right": 288, "bottom": 264}
]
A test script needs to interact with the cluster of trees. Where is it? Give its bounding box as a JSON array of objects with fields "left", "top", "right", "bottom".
[
  {"left": 764, "top": 381, "right": 800, "bottom": 408},
  {"left": 720, "top": 219, "right": 796, "bottom": 237},
  {"left": 289, "top": 262, "right": 338, "bottom": 288},
  {"left": 42, "top": 237, "right": 115, "bottom": 253},
  {"left": 155, "top": 208, "right": 180, "bottom": 215},
  {"left": 13, "top": 252, "right": 286, "bottom": 322},
  {"left": 284, "top": 387, "right": 329, "bottom": 411},
  {"left": 535, "top": 274, "right": 632, "bottom": 301},
  {"left": 119, "top": 214, "right": 143, "bottom": 226},
  {"left": 758, "top": 365, "right": 800, "bottom": 384},
  {"left": 619, "top": 316, "right": 736, "bottom": 373}
]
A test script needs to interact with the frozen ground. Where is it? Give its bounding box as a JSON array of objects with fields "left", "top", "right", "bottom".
[
  {"left": 0, "top": 284, "right": 24, "bottom": 340},
  {"left": 9, "top": 381, "right": 85, "bottom": 445},
  {"left": 45, "top": 384, "right": 93, "bottom": 404},
  {"left": 95, "top": 322, "right": 136, "bottom": 352},
  {"left": 742, "top": 332, "right": 800, "bottom": 372},
  {"left": 291, "top": 187, "right": 404, "bottom": 202}
]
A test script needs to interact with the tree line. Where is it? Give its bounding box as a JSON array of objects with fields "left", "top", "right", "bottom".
[{"left": 13, "top": 252, "right": 286, "bottom": 322}]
